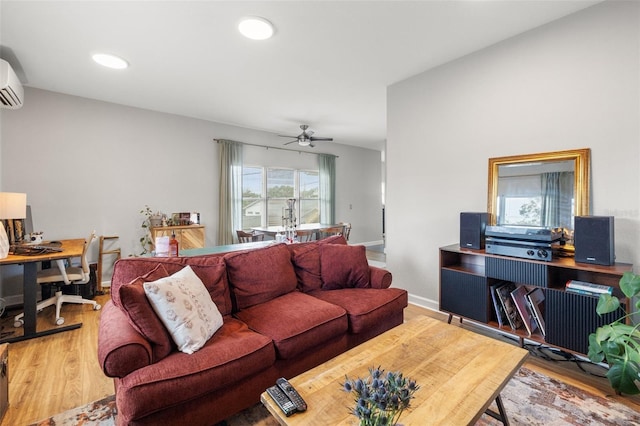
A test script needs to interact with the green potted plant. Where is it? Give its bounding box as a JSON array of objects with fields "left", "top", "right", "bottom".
[
  {"left": 139, "top": 205, "right": 163, "bottom": 255},
  {"left": 588, "top": 271, "right": 640, "bottom": 395}
]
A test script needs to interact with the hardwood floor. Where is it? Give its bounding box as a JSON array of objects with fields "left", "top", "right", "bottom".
[
  {"left": 0, "top": 293, "right": 113, "bottom": 425},
  {"left": 1, "top": 260, "right": 638, "bottom": 425}
]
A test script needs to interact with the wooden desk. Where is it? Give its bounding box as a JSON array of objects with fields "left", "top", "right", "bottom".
[
  {"left": 261, "top": 316, "right": 528, "bottom": 425},
  {"left": 0, "top": 239, "right": 85, "bottom": 342}
]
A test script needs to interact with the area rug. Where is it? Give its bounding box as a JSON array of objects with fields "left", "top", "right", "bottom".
[
  {"left": 476, "top": 367, "right": 640, "bottom": 426},
  {"left": 30, "top": 394, "right": 117, "bottom": 426},
  {"left": 30, "top": 367, "right": 640, "bottom": 425}
]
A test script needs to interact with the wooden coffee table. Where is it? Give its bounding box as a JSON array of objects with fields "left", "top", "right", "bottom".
[{"left": 261, "top": 316, "right": 528, "bottom": 425}]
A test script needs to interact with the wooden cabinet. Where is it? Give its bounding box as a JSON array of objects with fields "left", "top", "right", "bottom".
[
  {"left": 150, "top": 225, "right": 205, "bottom": 251},
  {"left": 439, "top": 244, "right": 632, "bottom": 355}
]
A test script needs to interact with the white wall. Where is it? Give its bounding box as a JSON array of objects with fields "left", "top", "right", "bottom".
[
  {"left": 387, "top": 1, "right": 640, "bottom": 309},
  {"left": 0, "top": 88, "right": 382, "bottom": 299}
]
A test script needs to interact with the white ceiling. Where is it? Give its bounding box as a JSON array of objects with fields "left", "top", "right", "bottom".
[{"left": 0, "top": 1, "right": 601, "bottom": 150}]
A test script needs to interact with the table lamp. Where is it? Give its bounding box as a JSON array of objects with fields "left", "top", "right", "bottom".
[{"left": 0, "top": 192, "right": 27, "bottom": 258}]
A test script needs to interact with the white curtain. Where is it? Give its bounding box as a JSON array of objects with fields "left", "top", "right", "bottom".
[
  {"left": 318, "top": 154, "right": 336, "bottom": 224},
  {"left": 541, "top": 171, "right": 574, "bottom": 229},
  {"left": 217, "top": 140, "right": 243, "bottom": 245}
]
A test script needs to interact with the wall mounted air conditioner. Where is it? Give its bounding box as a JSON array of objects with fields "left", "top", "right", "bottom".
[{"left": 0, "top": 59, "right": 24, "bottom": 109}]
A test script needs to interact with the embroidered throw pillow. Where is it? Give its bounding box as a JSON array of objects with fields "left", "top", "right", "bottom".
[{"left": 144, "top": 265, "right": 224, "bottom": 354}]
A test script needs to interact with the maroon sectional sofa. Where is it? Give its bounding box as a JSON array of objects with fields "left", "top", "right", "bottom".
[{"left": 97, "top": 235, "right": 407, "bottom": 425}]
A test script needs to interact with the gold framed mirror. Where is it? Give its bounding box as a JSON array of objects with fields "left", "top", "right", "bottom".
[{"left": 488, "top": 148, "right": 590, "bottom": 231}]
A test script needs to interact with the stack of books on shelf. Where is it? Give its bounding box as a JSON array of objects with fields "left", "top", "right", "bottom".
[
  {"left": 565, "top": 280, "right": 613, "bottom": 297},
  {"left": 491, "top": 282, "right": 546, "bottom": 337},
  {"left": 491, "top": 282, "right": 519, "bottom": 330},
  {"left": 525, "top": 288, "right": 545, "bottom": 337}
]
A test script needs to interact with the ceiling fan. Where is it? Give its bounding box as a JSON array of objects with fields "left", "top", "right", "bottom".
[{"left": 279, "top": 124, "right": 333, "bottom": 147}]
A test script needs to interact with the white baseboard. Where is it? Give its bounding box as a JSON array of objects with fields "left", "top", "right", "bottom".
[
  {"left": 367, "top": 260, "right": 387, "bottom": 269},
  {"left": 2, "top": 294, "right": 25, "bottom": 308},
  {"left": 361, "top": 240, "right": 384, "bottom": 247},
  {"left": 407, "top": 293, "right": 439, "bottom": 312}
]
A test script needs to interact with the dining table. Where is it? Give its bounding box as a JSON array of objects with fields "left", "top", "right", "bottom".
[{"left": 251, "top": 223, "right": 343, "bottom": 237}]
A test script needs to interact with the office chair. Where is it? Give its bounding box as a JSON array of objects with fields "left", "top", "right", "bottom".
[{"left": 13, "top": 231, "right": 101, "bottom": 327}]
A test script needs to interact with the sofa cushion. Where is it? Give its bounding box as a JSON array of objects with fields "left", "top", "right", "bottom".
[
  {"left": 234, "top": 291, "right": 347, "bottom": 359},
  {"left": 308, "top": 288, "right": 408, "bottom": 334},
  {"left": 116, "top": 317, "right": 275, "bottom": 422},
  {"left": 111, "top": 255, "right": 232, "bottom": 316},
  {"left": 288, "top": 235, "right": 349, "bottom": 293},
  {"left": 320, "top": 244, "right": 370, "bottom": 290},
  {"left": 288, "top": 243, "right": 323, "bottom": 292},
  {"left": 118, "top": 264, "right": 174, "bottom": 361},
  {"left": 319, "top": 235, "right": 348, "bottom": 246},
  {"left": 144, "top": 266, "right": 224, "bottom": 354},
  {"left": 224, "top": 243, "right": 298, "bottom": 309},
  {"left": 175, "top": 256, "right": 232, "bottom": 316}
]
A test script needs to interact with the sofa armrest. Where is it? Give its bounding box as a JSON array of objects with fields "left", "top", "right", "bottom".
[
  {"left": 98, "top": 301, "right": 154, "bottom": 378},
  {"left": 369, "top": 266, "right": 392, "bottom": 289}
]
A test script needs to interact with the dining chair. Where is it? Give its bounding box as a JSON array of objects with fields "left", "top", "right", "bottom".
[
  {"left": 13, "top": 231, "right": 101, "bottom": 327},
  {"left": 339, "top": 222, "right": 352, "bottom": 241},
  {"left": 236, "top": 230, "right": 265, "bottom": 243},
  {"left": 318, "top": 226, "right": 344, "bottom": 240},
  {"left": 295, "top": 229, "right": 316, "bottom": 242},
  {"left": 97, "top": 234, "right": 121, "bottom": 294}
]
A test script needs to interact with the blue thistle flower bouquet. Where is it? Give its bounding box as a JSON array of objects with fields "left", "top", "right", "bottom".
[{"left": 342, "top": 366, "right": 420, "bottom": 426}]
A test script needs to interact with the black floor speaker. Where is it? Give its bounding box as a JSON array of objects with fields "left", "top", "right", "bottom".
[
  {"left": 574, "top": 216, "right": 615, "bottom": 266},
  {"left": 460, "top": 212, "right": 488, "bottom": 250}
]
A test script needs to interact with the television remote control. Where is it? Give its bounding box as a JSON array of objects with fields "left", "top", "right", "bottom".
[
  {"left": 276, "top": 377, "right": 307, "bottom": 412},
  {"left": 266, "top": 385, "right": 297, "bottom": 417}
]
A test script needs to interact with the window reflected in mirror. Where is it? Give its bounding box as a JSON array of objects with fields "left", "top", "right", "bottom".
[
  {"left": 488, "top": 149, "right": 590, "bottom": 233},
  {"left": 497, "top": 160, "right": 574, "bottom": 229}
]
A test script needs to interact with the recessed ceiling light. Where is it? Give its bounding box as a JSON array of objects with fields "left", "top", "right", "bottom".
[
  {"left": 238, "top": 16, "right": 274, "bottom": 40},
  {"left": 92, "top": 53, "right": 129, "bottom": 69}
]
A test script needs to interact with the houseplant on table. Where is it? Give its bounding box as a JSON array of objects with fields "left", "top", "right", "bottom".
[
  {"left": 588, "top": 271, "right": 640, "bottom": 395},
  {"left": 139, "top": 205, "right": 163, "bottom": 255},
  {"left": 342, "top": 366, "right": 419, "bottom": 426}
]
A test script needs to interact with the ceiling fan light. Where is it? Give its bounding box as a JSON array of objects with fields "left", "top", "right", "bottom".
[
  {"left": 298, "top": 140, "right": 311, "bottom": 147},
  {"left": 238, "top": 17, "right": 274, "bottom": 40}
]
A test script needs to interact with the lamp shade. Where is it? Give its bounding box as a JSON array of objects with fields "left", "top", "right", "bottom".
[{"left": 0, "top": 192, "right": 27, "bottom": 219}]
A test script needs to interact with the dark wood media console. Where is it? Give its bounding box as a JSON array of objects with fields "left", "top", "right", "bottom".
[{"left": 439, "top": 244, "right": 633, "bottom": 355}]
